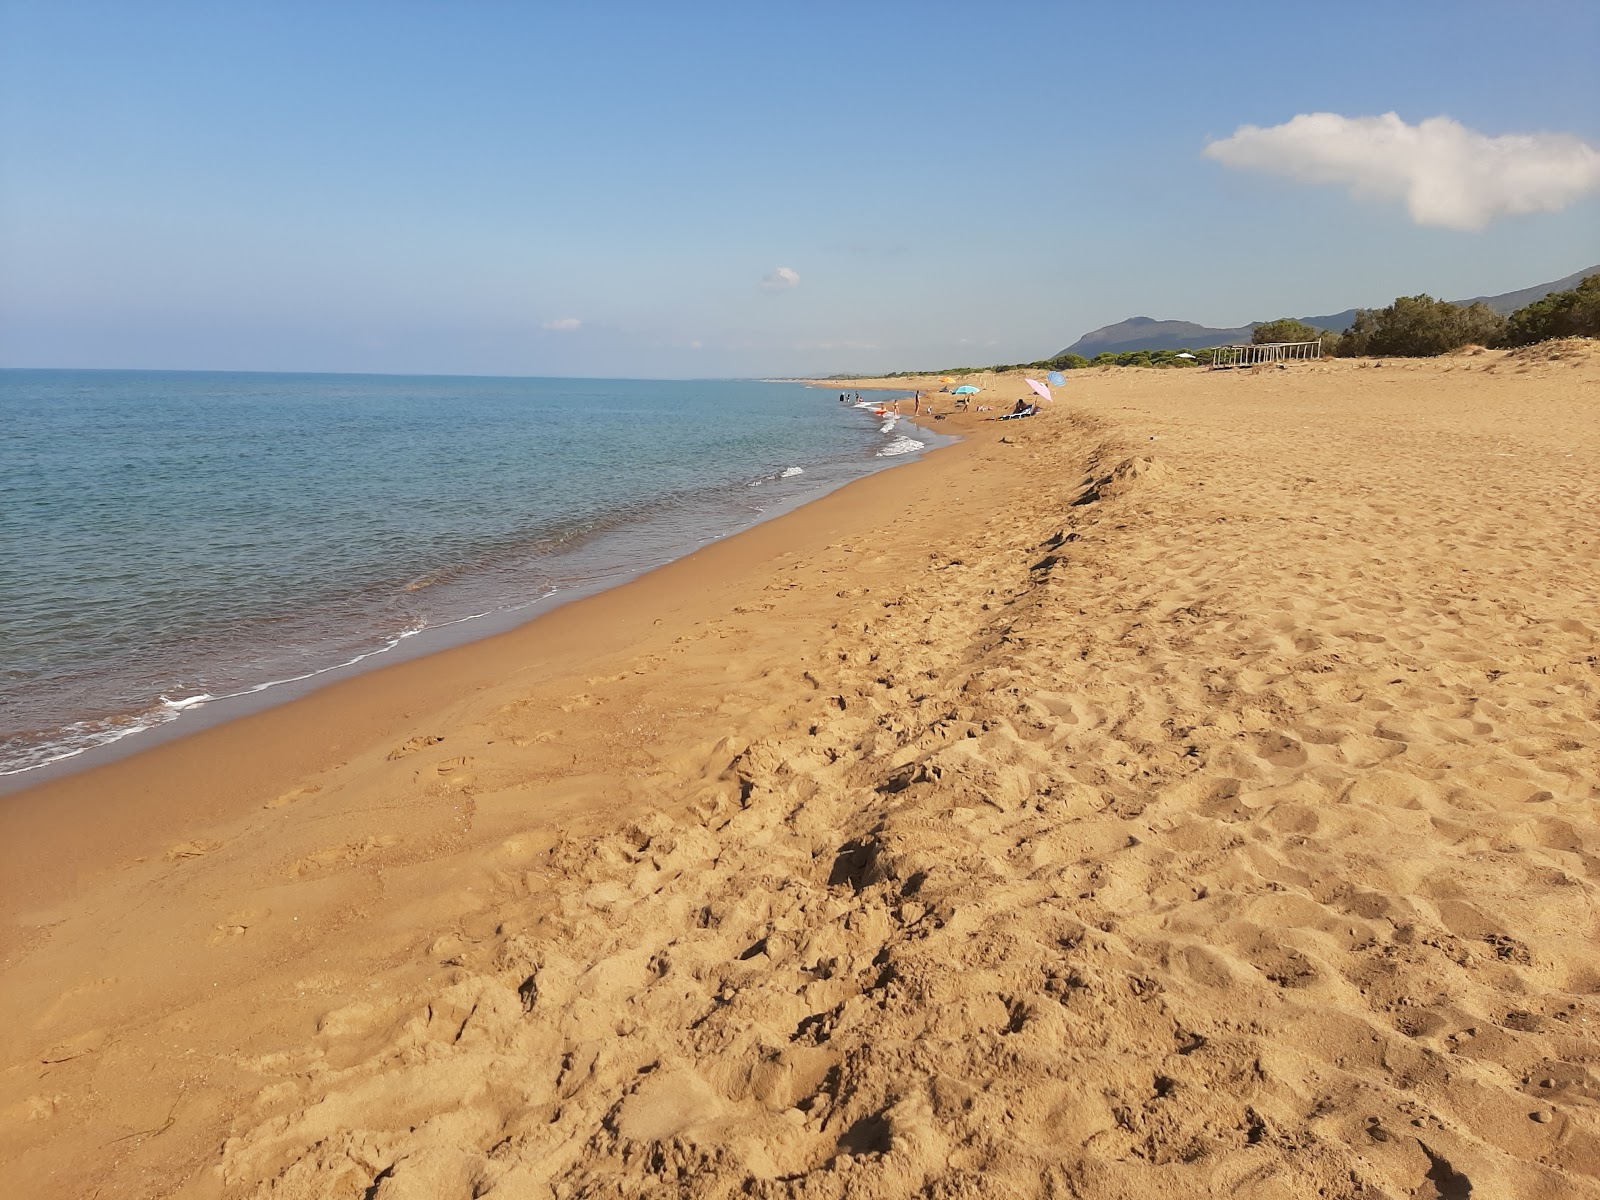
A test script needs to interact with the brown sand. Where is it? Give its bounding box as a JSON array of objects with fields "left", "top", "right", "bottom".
[{"left": 3, "top": 346, "right": 1598, "bottom": 1198}]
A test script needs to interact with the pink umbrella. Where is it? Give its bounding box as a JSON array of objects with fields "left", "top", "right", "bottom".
[{"left": 1024, "top": 378, "right": 1052, "bottom": 403}]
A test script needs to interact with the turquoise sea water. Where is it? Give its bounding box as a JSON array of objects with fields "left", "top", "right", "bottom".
[{"left": 0, "top": 370, "right": 929, "bottom": 781}]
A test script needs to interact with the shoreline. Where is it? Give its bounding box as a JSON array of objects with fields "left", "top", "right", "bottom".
[
  {"left": 5, "top": 350, "right": 1598, "bottom": 1198},
  {"left": 0, "top": 402, "right": 975, "bottom": 910},
  {"left": 0, "top": 383, "right": 937, "bottom": 796}
]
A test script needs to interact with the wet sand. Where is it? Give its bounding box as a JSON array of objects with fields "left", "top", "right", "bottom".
[{"left": 3, "top": 345, "right": 1597, "bottom": 1198}]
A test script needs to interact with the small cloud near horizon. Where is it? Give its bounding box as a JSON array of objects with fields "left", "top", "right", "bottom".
[
  {"left": 760, "top": 266, "right": 800, "bottom": 290},
  {"left": 1204, "top": 112, "right": 1600, "bottom": 231},
  {"left": 541, "top": 317, "right": 582, "bottom": 331}
]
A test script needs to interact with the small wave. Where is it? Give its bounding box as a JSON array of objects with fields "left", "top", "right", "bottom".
[
  {"left": 161, "top": 692, "right": 215, "bottom": 711},
  {"left": 3, "top": 618, "right": 418, "bottom": 779},
  {"left": 0, "top": 708, "right": 180, "bottom": 776},
  {"left": 877, "top": 435, "right": 925, "bottom": 457},
  {"left": 780, "top": 466, "right": 804, "bottom": 478},
  {"left": 878, "top": 415, "right": 899, "bottom": 434},
  {"left": 0, "top": 588, "right": 584, "bottom": 780}
]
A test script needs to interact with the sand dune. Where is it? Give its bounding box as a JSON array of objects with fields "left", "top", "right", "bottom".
[{"left": 3, "top": 347, "right": 1598, "bottom": 1198}]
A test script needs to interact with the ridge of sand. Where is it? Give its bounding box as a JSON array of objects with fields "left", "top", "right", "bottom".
[{"left": 3, "top": 348, "right": 1598, "bottom": 1198}]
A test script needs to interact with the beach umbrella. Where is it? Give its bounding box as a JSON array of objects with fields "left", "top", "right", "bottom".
[
  {"left": 939, "top": 376, "right": 956, "bottom": 384},
  {"left": 1175, "top": 352, "right": 1197, "bottom": 360},
  {"left": 1047, "top": 371, "right": 1066, "bottom": 386},
  {"left": 952, "top": 385, "right": 980, "bottom": 395},
  {"left": 1024, "top": 378, "right": 1052, "bottom": 403}
]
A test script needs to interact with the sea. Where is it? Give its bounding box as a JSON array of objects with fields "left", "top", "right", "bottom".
[{"left": 0, "top": 370, "right": 935, "bottom": 786}]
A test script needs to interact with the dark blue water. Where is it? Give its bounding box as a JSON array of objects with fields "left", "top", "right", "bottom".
[{"left": 0, "top": 370, "right": 929, "bottom": 779}]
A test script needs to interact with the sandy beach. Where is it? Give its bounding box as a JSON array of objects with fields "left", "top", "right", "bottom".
[{"left": 3, "top": 346, "right": 1598, "bottom": 1198}]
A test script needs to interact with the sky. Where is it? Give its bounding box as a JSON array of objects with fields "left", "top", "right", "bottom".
[{"left": 2, "top": 0, "right": 1598, "bottom": 378}]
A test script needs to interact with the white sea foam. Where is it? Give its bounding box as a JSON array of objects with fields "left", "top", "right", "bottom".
[
  {"left": 877, "top": 434, "right": 925, "bottom": 457},
  {"left": 162, "top": 692, "right": 215, "bottom": 711},
  {"left": 781, "top": 466, "right": 804, "bottom": 478},
  {"left": 6, "top": 593, "right": 587, "bottom": 781},
  {"left": 0, "top": 709, "right": 179, "bottom": 776},
  {"left": 0, "top": 607, "right": 557, "bottom": 780}
]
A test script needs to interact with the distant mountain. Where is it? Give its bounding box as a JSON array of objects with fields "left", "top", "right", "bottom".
[
  {"left": 1295, "top": 308, "right": 1361, "bottom": 333},
  {"left": 1062, "top": 316, "right": 1261, "bottom": 357},
  {"left": 1457, "top": 265, "right": 1600, "bottom": 315},
  {"left": 1057, "top": 266, "right": 1599, "bottom": 357}
]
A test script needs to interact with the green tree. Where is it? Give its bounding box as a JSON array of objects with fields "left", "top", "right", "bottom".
[
  {"left": 1252, "top": 318, "right": 1319, "bottom": 345},
  {"left": 1046, "top": 352, "right": 1091, "bottom": 370},
  {"left": 1501, "top": 274, "right": 1600, "bottom": 346},
  {"left": 1336, "top": 294, "right": 1506, "bottom": 357}
]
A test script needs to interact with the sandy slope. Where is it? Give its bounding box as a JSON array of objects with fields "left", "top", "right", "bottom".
[{"left": 3, "top": 347, "right": 1598, "bottom": 1198}]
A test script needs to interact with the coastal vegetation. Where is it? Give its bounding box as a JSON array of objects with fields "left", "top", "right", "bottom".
[
  {"left": 1335, "top": 294, "right": 1507, "bottom": 357},
  {"left": 1499, "top": 271, "right": 1600, "bottom": 346},
  {"left": 876, "top": 346, "right": 1216, "bottom": 379},
  {"left": 1330, "top": 274, "right": 1596, "bottom": 355},
  {"left": 852, "top": 273, "right": 1600, "bottom": 379},
  {"left": 1252, "top": 318, "right": 1342, "bottom": 357}
]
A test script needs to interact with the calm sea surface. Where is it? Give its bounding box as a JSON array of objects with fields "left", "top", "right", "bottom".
[{"left": 0, "top": 370, "right": 930, "bottom": 782}]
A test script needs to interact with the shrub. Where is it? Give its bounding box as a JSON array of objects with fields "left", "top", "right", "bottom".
[
  {"left": 1046, "top": 353, "right": 1091, "bottom": 371},
  {"left": 1337, "top": 294, "right": 1506, "bottom": 357},
  {"left": 1252, "top": 318, "right": 1320, "bottom": 345},
  {"left": 1252, "top": 318, "right": 1340, "bottom": 357},
  {"left": 1501, "top": 274, "right": 1600, "bottom": 346}
]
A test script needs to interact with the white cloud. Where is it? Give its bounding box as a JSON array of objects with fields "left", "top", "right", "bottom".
[
  {"left": 1204, "top": 112, "right": 1600, "bottom": 231},
  {"left": 541, "top": 317, "right": 582, "bottom": 331},
  {"left": 760, "top": 266, "right": 800, "bottom": 290}
]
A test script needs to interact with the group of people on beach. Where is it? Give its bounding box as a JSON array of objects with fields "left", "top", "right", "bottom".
[
  {"left": 837, "top": 390, "right": 923, "bottom": 415},
  {"left": 832, "top": 386, "right": 1038, "bottom": 419}
]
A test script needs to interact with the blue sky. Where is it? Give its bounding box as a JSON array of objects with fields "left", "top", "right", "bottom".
[{"left": 3, "top": 0, "right": 1597, "bottom": 377}]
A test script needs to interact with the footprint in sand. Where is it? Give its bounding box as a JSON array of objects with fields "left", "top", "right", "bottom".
[
  {"left": 1254, "top": 731, "right": 1309, "bottom": 769},
  {"left": 387, "top": 735, "right": 445, "bottom": 760},
  {"left": 293, "top": 835, "right": 400, "bottom": 876},
  {"left": 510, "top": 729, "right": 560, "bottom": 749},
  {"left": 5, "top": 1094, "right": 62, "bottom": 1122},
  {"left": 265, "top": 783, "right": 322, "bottom": 809},
  {"left": 165, "top": 839, "right": 222, "bottom": 861},
  {"left": 38, "top": 977, "right": 120, "bottom": 1027},
  {"left": 210, "top": 908, "right": 271, "bottom": 943},
  {"left": 38, "top": 1028, "right": 108, "bottom": 1067}
]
